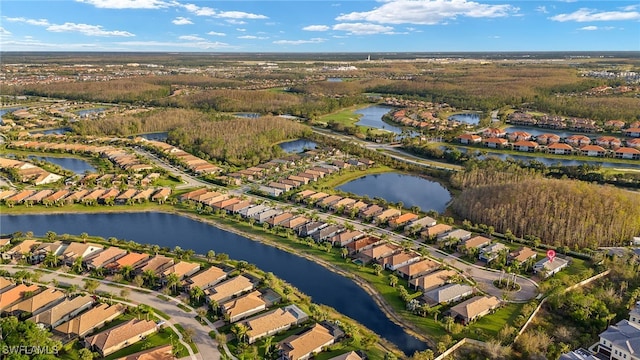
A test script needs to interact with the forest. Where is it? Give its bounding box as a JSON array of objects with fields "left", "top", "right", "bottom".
[
  {"left": 449, "top": 161, "right": 640, "bottom": 249},
  {"left": 21, "top": 79, "right": 170, "bottom": 103}
]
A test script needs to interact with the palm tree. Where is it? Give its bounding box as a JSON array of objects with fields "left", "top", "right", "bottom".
[
  {"left": 190, "top": 286, "right": 205, "bottom": 304},
  {"left": 72, "top": 257, "right": 84, "bottom": 274},
  {"left": 133, "top": 274, "right": 144, "bottom": 288},
  {"left": 166, "top": 273, "right": 181, "bottom": 294},
  {"left": 44, "top": 251, "right": 59, "bottom": 268},
  {"left": 444, "top": 316, "right": 455, "bottom": 332},
  {"left": 231, "top": 323, "right": 249, "bottom": 343},
  {"left": 263, "top": 336, "right": 275, "bottom": 357},
  {"left": 206, "top": 250, "right": 215, "bottom": 263},
  {"left": 143, "top": 269, "right": 158, "bottom": 288},
  {"left": 120, "top": 265, "right": 134, "bottom": 281},
  {"left": 389, "top": 274, "right": 398, "bottom": 288},
  {"left": 373, "top": 264, "right": 383, "bottom": 276}
]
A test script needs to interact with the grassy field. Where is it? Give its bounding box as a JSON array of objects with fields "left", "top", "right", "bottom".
[
  {"left": 318, "top": 105, "right": 367, "bottom": 126},
  {"left": 309, "top": 165, "right": 395, "bottom": 189}
]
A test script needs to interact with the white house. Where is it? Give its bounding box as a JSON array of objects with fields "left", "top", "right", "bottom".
[
  {"left": 533, "top": 257, "right": 569, "bottom": 278},
  {"left": 596, "top": 302, "right": 640, "bottom": 360}
]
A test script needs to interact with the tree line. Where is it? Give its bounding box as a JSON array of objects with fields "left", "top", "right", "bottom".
[{"left": 19, "top": 79, "right": 170, "bottom": 103}]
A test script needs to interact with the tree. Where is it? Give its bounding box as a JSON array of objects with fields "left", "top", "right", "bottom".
[
  {"left": 78, "top": 347, "right": 94, "bottom": 360},
  {"left": 143, "top": 269, "right": 158, "bottom": 288},
  {"left": 262, "top": 336, "right": 275, "bottom": 357},
  {"left": 389, "top": 274, "right": 398, "bottom": 288},
  {"left": 72, "top": 256, "right": 84, "bottom": 274},
  {"left": 44, "top": 251, "right": 60, "bottom": 268},
  {"left": 46, "top": 231, "right": 57, "bottom": 242},
  {"left": 0, "top": 316, "right": 63, "bottom": 360},
  {"left": 206, "top": 250, "right": 216, "bottom": 263},
  {"left": 120, "top": 288, "right": 131, "bottom": 298},
  {"left": 444, "top": 316, "right": 455, "bottom": 332},
  {"left": 80, "top": 232, "right": 89, "bottom": 243},
  {"left": 84, "top": 279, "right": 100, "bottom": 294},
  {"left": 120, "top": 265, "right": 134, "bottom": 281},
  {"left": 190, "top": 286, "right": 205, "bottom": 304},
  {"left": 166, "top": 273, "right": 180, "bottom": 294},
  {"left": 373, "top": 264, "right": 383, "bottom": 276},
  {"left": 133, "top": 274, "right": 144, "bottom": 288},
  {"left": 231, "top": 323, "right": 249, "bottom": 343}
]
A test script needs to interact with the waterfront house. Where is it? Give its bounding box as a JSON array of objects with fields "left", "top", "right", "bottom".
[
  {"left": 397, "top": 259, "right": 439, "bottom": 279},
  {"left": 24, "top": 190, "right": 53, "bottom": 204},
  {"left": 297, "top": 221, "right": 328, "bottom": 238},
  {"left": 183, "top": 266, "right": 227, "bottom": 291},
  {"left": 483, "top": 137, "right": 509, "bottom": 148},
  {"left": 566, "top": 135, "right": 592, "bottom": 147},
  {"left": 359, "top": 243, "right": 402, "bottom": 264},
  {"left": 404, "top": 216, "right": 437, "bottom": 232},
  {"left": 458, "top": 134, "right": 482, "bottom": 144},
  {"left": 547, "top": 143, "right": 574, "bottom": 155},
  {"left": 180, "top": 188, "right": 208, "bottom": 201},
  {"left": 115, "top": 189, "right": 138, "bottom": 204},
  {"left": 85, "top": 247, "right": 127, "bottom": 270},
  {"left": 318, "top": 195, "right": 343, "bottom": 208},
  {"left": 212, "top": 198, "right": 240, "bottom": 210},
  {"left": 421, "top": 224, "right": 453, "bottom": 239},
  {"left": 3, "top": 239, "right": 41, "bottom": 260},
  {"left": 138, "top": 255, "right": 174, "bottom": 275},
  {"left": 162, "top": 261, "right": 201, "bottom": 281},
  {"left": 244, "top": 305, "right": 308, "bottom": 344},
  {"left": 627, "top": 138, "right": 640, "bottom": 149},
  {"left": 410, "top": 269, "right": 458, "bottom": 291},
  {"left": 389, "top": 213, "right": 419, "bottom": 228},
  {"left": 423, "top": 283, "right": 474, "bottom": 306},
  {"left": 615, "top": 147, "right": 640, "bottom": 160},
  {"left": 278, "top": 323, "right": 339, "bottom": 360},
  {"left": 596, "top": 136, "right": 622, "bottom": 149},
  {"left": 330, "top": 198, "right": 356, "bottom": 211},
  {"left": 329, "top": 230, "right": 365, "bottom": 247},
  {"left": 281, "top": 216, "right": 310, "bottom": 231},
  {"left": 308, "top": 192, "right": 330, "bottom": 202},
  {"left": 580, "top": 145, "right": 607, "bottom": 157},
  {"left": 226, "top": 200, "right": 253, "bottom": 214},
  {"left": 374, "top": 209, "right": 402, "bottom": 224},
  {"left": 29, "top": 295, "right": 94, "bottom": 328},
  {"left": 536, "top": 133, "right": 561, "bottom": 145},
  {"left": 254, "top": 209, "right": 283, "bottom": 223},
  {"left": 220, "top": 290, "right": 267, "bottom": 323},
  {"left": 151, "top": 188, "right": 171, "bottom": 203},
  {"left": 512, "top": 140, "right": 539, "bottom": 152},
  {"left": 379, "top": 251, "right": 421, "bottom": 271},
  {"left": 623, "top": 128, "right": 640, "bottom": 137},
  {"left": 206, "top": 275, "right": 254, "bottom": 304},
  {"left": 507, "top": 131, "right": 532, "bottom": 142},
  {"left": 84, "top": 319, "right": 158, "bottom": 357},
  {"left": 311, "top": 225, "right": 343, "bottom": 242},
  {"left": 240, "top": 204, "right": 270, "bottom": 218},
  {"left": 346, "top": 236, "right": 383, "bottom": 255},
  {"left": 61, "top": 242, "right": 104, "bottom": 265},
  {"left": 533, "top": 257, "right": 569, "bottom": 278},
  {"left": 448, "top": 296, "right": 501, "bottom": 324},
  {"left": 4, "top": 288, "right": 65, "bottom": 317},
  {"left": 483, "top": 128, "right": 506, "bottom": 138},
  {"left": 31, "top": 241, "right": 67, "bottom": 263},
  {"left": 104, "top": 252, "right": 149, "bottom": 274},
  {"left": 267, "top": 212, "right": 295, "bottom": 227},
  {"left": 296, "top": 190, "right": 316, "bottom": 200},
  {"left": 360, "top": 205, "right": 383, "bottom": 219},
  {"left": 0, "top": 277, "right": 13, "bottom": 292},
  {"left": 54, "top": 303, "right": 126, "bottom": 338}
]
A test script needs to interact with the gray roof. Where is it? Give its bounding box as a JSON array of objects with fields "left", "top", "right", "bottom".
[
  {"left": 534, "top": 257, "right": 569, "bottom": 272},
  {"left": 558, "top": 349, "right": 598, "bottom": 360},
  {"left": 424, "top": 283, "right": 473, "bottom": 304},
  {"left": 599, "top": 320, "right": 640, "bottom": 356}
]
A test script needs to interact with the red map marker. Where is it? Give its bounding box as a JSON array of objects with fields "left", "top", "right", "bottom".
[{"left": 547, "top": 249, "right": 556, "bottom": 263}]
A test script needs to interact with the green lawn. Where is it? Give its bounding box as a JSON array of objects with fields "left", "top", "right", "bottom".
[
  {"left": 318, "top": 105, "right": 367, "bottom": 126},
  {"left": 0, "top": 202, "right": 175, "bottom": 215},
  {"left": 309, "top": 165, "right": 394, "bottom": 189},
  {"left": 465, "top": 302, "right": 524, "bottom": 339}
]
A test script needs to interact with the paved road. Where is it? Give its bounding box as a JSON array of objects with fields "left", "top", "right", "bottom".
[{"left": 0, "top": 265, "right": 227, "bottom": 360}]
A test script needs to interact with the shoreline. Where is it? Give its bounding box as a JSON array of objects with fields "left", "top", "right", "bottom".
[{"left": 0, "top": 206, "right": 435, "bottom": 351}]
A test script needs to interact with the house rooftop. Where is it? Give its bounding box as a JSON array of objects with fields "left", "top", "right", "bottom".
[
  {"left": 6, "top": 288, "right": 65, "bottom": 314},
  {"left": 207, "top": 275, "right": 254, "bottom": 304},
  {"left": 185, "top": 266, "right": 227, "bottom": 289},
  {"left": 85, "top": 319, "right": 157, "bottom": 354},
  {"left": 54, "top": 303, "right": 126, "bottom": 336},
  {"left": 449, "top": 295, "right": 501, "bottom": 321},
  {"left": 221, "top": 290, "right": 266, "bottom": 321},
  {"left": 119, "top": 344, "right": 174, "bottom": 360},
  {"left": 279, "top": 323, "right": 335, "bottom": 360},
  {"left": 599, "top": 319, "right": 640, "bottom": 357},
  {"left": 29, "top": 295, "right": 94, "bottom": 327}
]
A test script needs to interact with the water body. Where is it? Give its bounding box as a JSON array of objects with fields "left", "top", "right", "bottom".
[
  {"left": 137, "top": 132, "right": 168, "bottom": 141},
  {"left": 234, "top": 113, "right": 261, "bottom": 119},
  {"left": 0, "top": 107, "right": 25, "bottom": 124},
  {"left": 278, "top": 139, "right": 317, "bottom": 154},
  {"left": 327, "top": 78, "right": 343, "bottom": 82},
  {"left": 354, "top": 105, "right": 403, "bottom": 134},
  {"left": 0, "top": 212, "right": 427, "bottom": 354},
  {"left": 27, "top": 155, "right": 96, "bottom": 174},
  {"left": 337, "top": 172, "right": 452, "bottom": 213},
  {"left": 76, "top": 108, "right": 105, "bottom": 117},
  {"left": 505, "top": 126, "right": 595, "bottom": 139},
  {"left": 477, "top": 153, "right": 640, "bottom": 169},
  {"left": 29, "top": 128, "right": 71, "bottom": 135},
  {"left": 448, "top": 113, "right": 481, "bottom": 125}
]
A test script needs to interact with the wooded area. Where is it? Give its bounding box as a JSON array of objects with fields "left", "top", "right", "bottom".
[
  {"left": 450, "top": 162, "right": 640, "bottom": 248},
  {"left": 21, "top": 79, "right": 170, "bottom": 103}
]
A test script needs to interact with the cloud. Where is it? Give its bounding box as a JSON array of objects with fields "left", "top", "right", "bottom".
[
  {"left": 0, "top": 27, "right": 11, "bottom": 38},
  {"left": 236, "top": 28, "right": 246, "bottom": 32},
  {"left": 332, "top": 23, "right": 394, "bottom": 35},
  {"left": 536, "top": 6, "right": 548, "bottom": 14},
  {"left": 116, "top": 40, "right": 232, "bottom": 49},
  {"left": 4, "top": 17, "right": 50, "bottom": 26},
  {"left": 76, "top": 0, "right": 170, "bottom": 9},
  {"left": 238, "top": 35, "right": 268, "bottom": 39},
  {"left": 207, "top": 31, "right": 226, "bottom": 36},
  {"left": 172, "top": 17, "right": 193, "bottom": 25},
  {"left": 178, "top": 35, "right": 204, "bottom": 41},
  {"left": 578, "top": 25, "right": 615, "bottom": 31},
  {"left": 47, "top": 22, "right": 135, "bottom": 37},
  {"left": 2, "top": 39, "right": 102, "bottom": 50},
  {"left": 335, "top": 0, "right": 517, "bottom": 25},
  {"left": 273, "top": 38, "right": 326, "bottom": 45},
  {"left": 303, "top": 25, "right": 330, "bottom": 31},
  {"left": 226, "top": 19, "right": 246, "bottom": 25},
  {"left": 181, "top": 3, "right": 268, "bottom": 19},
  {"left": 551, "top": 8, "right": 640, "bottom": 22}
]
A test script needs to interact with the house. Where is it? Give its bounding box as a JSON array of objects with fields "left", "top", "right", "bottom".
[
  {"left": 29, "top": 295, "right": 94, "bottom": 328},
  {"left": 296, "top": 190, "right": 316, "bottom": 200},
  {"left": 423, "top": 283, "right": 474, "bottom": 306},
  {"left": 359, "top": 243, "right": 402, "bottom": 264},
  {"left": 627, "top": 138, "right": 640, "bottom": 149},
  {"left": 360, "top": 204, "right": 383, "bottom": 219},
  {"left": 483, "top": 128, "right": 506, "bottom": 138},
  {"left": 566, "top": 135, "right": 592, "bottom": 147},
  {"left": 533, "top": 257, "right": 569, "bottom": 278},
  {"left": 278, "top": 323, "right": 339, "bottom": 360},
  {"left": 297, "top": 221, "right": 328, "bottom": 238},
  {"left": 240, "top": 204, "right": 270, "bottom": 218},
  {"left": 311, "top": 225, "right": 343, "bottom": 242},
  {"left": 226, "top": 200, "right": 253, "bottom": 214},
  {"left": 507, "top": 131, "right": 532, "bottom": 142},
  {"left": 267, "top": 212, "right": 295, "bottom": 227},
  {"left": 104, "top": 252, "right": 150, "bottom": 274},
  {"left": 346, "top": 236, "right": 383, "bottom": 255},
  {"left": 389, "top": 213, "right": 419, "bottom": 228},
  {"left": 254, "top": 209, "right": 283, "bottom": 223},
  {"left": 119, "top": 344, "right": 174, "bottom": 360},
  {"left": 281, "top": 216, "right": 310, "bottom": 231},
  {"left": 211, "top": 197, "right": 240, "bottom": 210},
  {"left": 596, "top": 303, "right": 640, "bottom": 360},
  {"left": 308, "top": 192, "right": 330, "bottom": 202},
  {"left": 54, "top": 303, "right": 126, "bottom": 338},
  {"left": 85, "top": 247, "right": 127, "bottom": 270},
  {"left": 162, "top": 261, "right": 201, "bottom": 280},
  {"left": 84, "top": 319, "right": 158, "bottom": 357},
  {"left": 458, "top": 134, "right": 482, "bottom": 144},
  {"left": 330, "top": 198, "right": 356, "bottom": 211},
  {"left": 0, "top": 277, "right": 14, "bottom": 292},
  {"left": 318, "top": 195, "right": 342, "bottom": 208},
  {"left": 405, "top": 216, "right": 437, "bottom": 233},
  {"left": 559, "top": 349, "right": 599, "bottom": 360},
  {"left": 329, "top": 230, "right": 365, "bottom": 247},
  {"left": 206, "top": 275, "right": 254, "bottom": 304},
  {"left": 4, "top": 288, "right": 65, "bottom": 316},
  {"left": 3, "top": 239, "right": 41, "bottom": 260},
  {"left": 479, "top": 243, "right": 508, "bottom": 263},
  {"left": 379, "top": 251, "right": 421, "bottom": 271},
  {"left": 439, "top": 229, "right": 472, "bottom": 242},
  {"left": 623, "top": 128, "right": 640, "bottom": 137},
  {"left": 509, "top": 247, "right": 537, "bottom": 265},
  {"left": 184, "top": 266, "right": 227, "bottom": 291},
  {"left": 536, "top": 133, "right": 561, "bottom": 145},
  {"left": 596, "top": 136, "right": 622, "bottom": 149},
  {"left": 258, "top": 186, "right": 283, "bottom": 197},
  {"left": 396, "top": 259, "right": 439, "bottom": 279},
  {"left": 328, "top": 351, "right": 367, "bottom": 360},
  {"left": 512, "top": 140, "right": 539, "bottom": 152},
  {"left": 138, "top": 255, "right": 174, "bottom": 275},
  {"left": 459, "top": 236, "right": 492, "bottom": 252},
  {"left": 410, "top": 269, "right": 458, "bottom": 291},
  {"left": 448, "top": 296, "right": 501, "bottom": 324},
  {"left": 374, "top": 209, "right": 402, "bottom": 224},
  {"left": 221, "top": 290, "right": 267, "bottom": 323},
  {"left": 483, "top": 137, "right": 509, "bottom": 148},
  {"left": 151, "top": 188, "right": 171, "bottom": 203},
  {"left": 244, "top": 305, "right": 308, "bottom": 344},
  {"left": 547, "top": 143, "right": 574, "bottom": 155},
  {"left": 580, "top": 145, "right": 607, "bottom": 157},
  {"left": 615, "top": 147, "right": 640, "bottom": 160},
  {"left": 421, "top": 224, "right": 453, "bottom": 240},
  {"left": 0, "top": 284, "right": 41, "bottom": 311},
  {"left": 61, "top": 242, "right": 104, "bottom": 265}
]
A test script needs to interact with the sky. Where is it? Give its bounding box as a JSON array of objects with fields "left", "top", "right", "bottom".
[{"left": 1, "top": 0, "right": 639, "bottom": 52}]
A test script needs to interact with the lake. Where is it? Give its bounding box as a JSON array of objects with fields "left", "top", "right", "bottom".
[
  {"left": 27, "top": 155, "right": 96, "bottom": 174},
  {"left": 337, "top": 172, "right": 452, "bottom": 213},
  {"left": 76, "top": 108, "right": 105, "bottom": 117},
  {"left": 234, "top": 113, "right": 261, "bottom": 119},
  {"left": 477, "top": 152, "right": 640, "bottom": 169},
  {"left": 505, "top": 126, "right": 595, "bottom": 139},
  {"left": 327, "top": 78, "right": 343, "bottom": 82},
  {"left": 137, "top": 132, "right": 168, "bottom": 141},
  {"left": 0, "top": 107, "right": 24, "bottom": 124},
  {"left": 278, "top": 139, "right": 317, "bottom": 154},
  {"left": 354, "top": 105, "right": 403, "bottom": 134},
  {"left": 0, "top": 212, "right": 427, "bottom": 354},
  {"left": 29, "top": 128, "right": 71, "bottom": 135},
  {"left": 448, "top": 113, "right": 481, "bottom": 125}
]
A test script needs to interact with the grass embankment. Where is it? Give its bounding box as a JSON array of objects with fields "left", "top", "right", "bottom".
[
  {"left": 0, "top": 202, "right": 175, "bottom": 215},
  {"left": 309, "top": 165, "right": 395, "bottom": 189}
]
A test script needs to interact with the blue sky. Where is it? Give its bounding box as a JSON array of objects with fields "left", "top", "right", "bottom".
[{"left": 1, "top": 0, "right": 639, "bottom": 52}]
